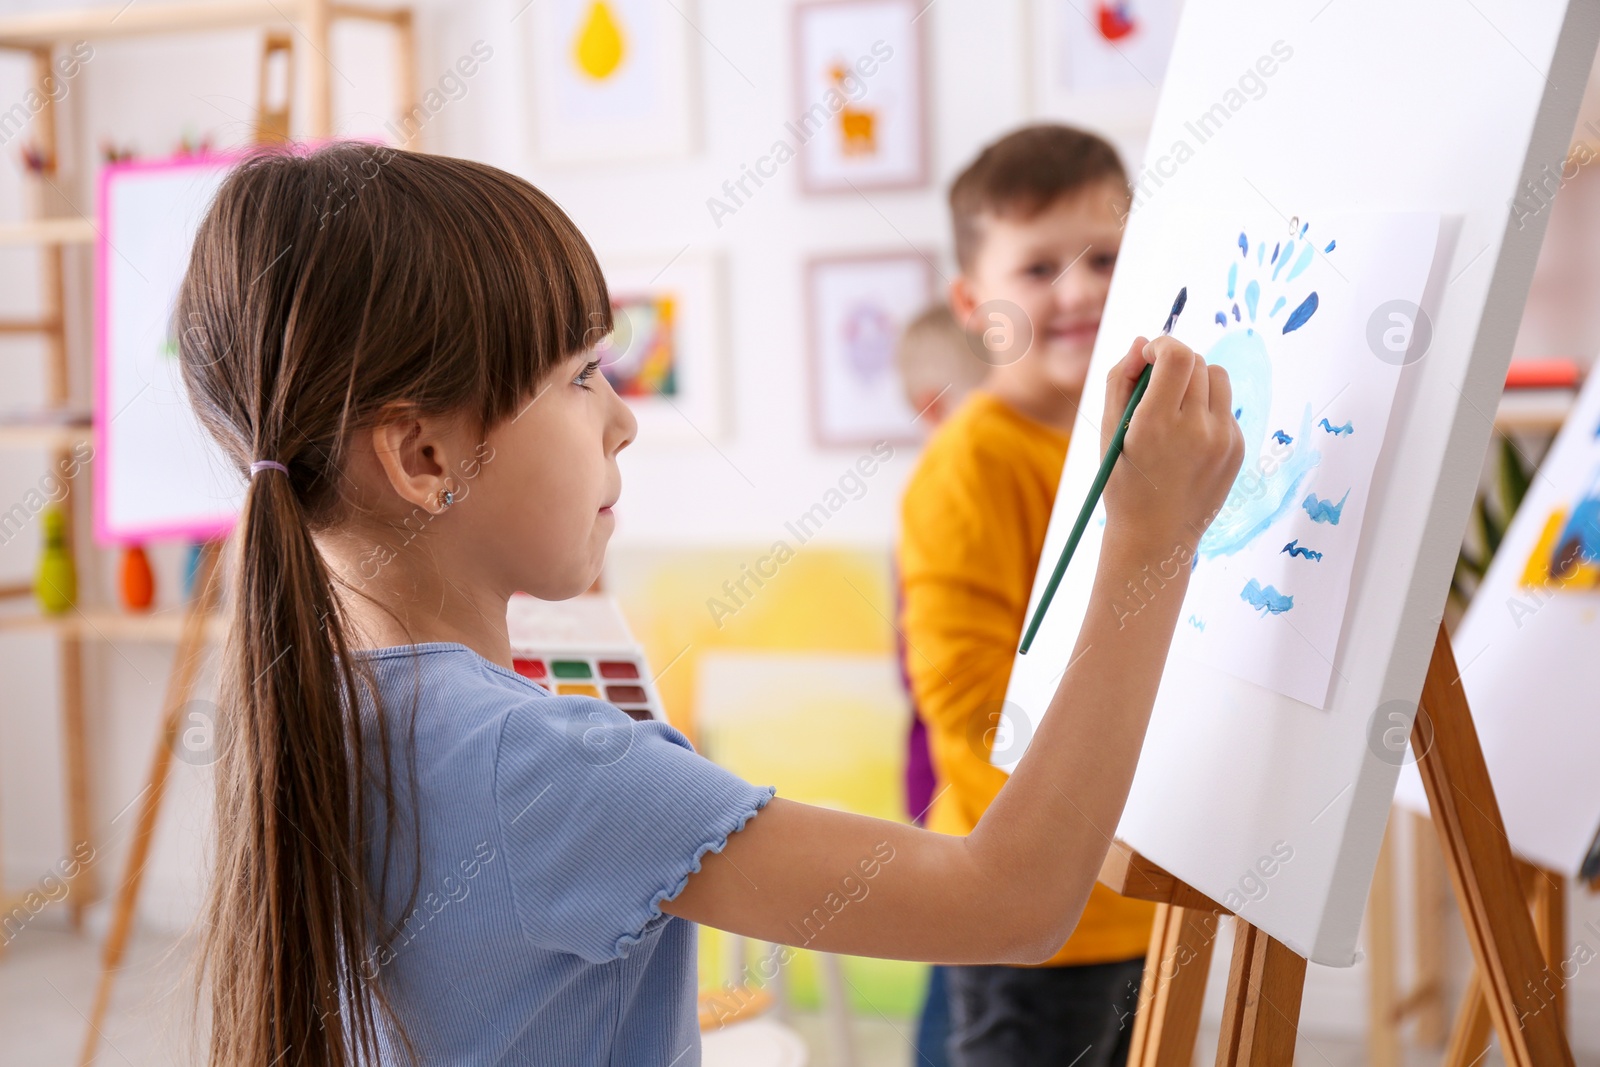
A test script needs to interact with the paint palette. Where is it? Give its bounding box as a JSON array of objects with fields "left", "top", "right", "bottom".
[{"left": 505, "top": 593, "right": 664, "bottom": 723}]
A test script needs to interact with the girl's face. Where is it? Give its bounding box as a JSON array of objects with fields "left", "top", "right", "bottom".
[{"left": 469, "top": 351, "right": 637, "bottom": 600}]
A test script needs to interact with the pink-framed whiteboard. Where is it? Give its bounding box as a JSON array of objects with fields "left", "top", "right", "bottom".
[{"left": 95, "top": 153, "right": 244, "bottom": 545}]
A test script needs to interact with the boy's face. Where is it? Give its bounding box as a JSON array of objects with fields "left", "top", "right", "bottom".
[{"left": 951, "top": 179, "right": 1130, "bottom": 403}]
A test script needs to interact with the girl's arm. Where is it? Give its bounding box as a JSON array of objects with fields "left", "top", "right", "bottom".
[{"left": 663, "top": 335, "right": 1244, "bottom": 965}]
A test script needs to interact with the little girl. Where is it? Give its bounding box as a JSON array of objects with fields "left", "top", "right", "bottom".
[{"left": 179, "top": 143, "right": 1241, "bottom": 1066}]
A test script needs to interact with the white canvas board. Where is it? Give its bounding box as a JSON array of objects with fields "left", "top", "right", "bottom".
[
  {"left": 1395, "top": 369, "right": 1600, "bottom": 877},
  {"left": 97, "top": 157, "right": 244, "bottom": 545},
  {"left": 987, "top": 0, "right": 1599, "bottom": 965}
]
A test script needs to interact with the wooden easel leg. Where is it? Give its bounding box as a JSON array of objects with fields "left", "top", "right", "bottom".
[
  {"left": 1417, "top": 624, "right": 1574, "bottom": 1067},
  {"left": 1526, "top": 863, "right": 1566, "bottom": 1033},
  {"left": 77, "top": 544, "right": 221, "bottom": 1067},
  {"left": 1129, "top": 903, "right": 1220, "bottom": 1067},
  {"left": 1443, "top": 969, "right": 1494, "bottom": 1067},
  {"left": 1412, "top": 809, "right": 1449, "bottom": 1045},
  {"left": 60, "top": 633, "right": 92, "bottom": 926},
  {"left": 1367, "top": 811, "right": 1402, "bottom": 1067},
  {"left": 1441, "top": 861, "right": 1568, "bottom": 1067},
  {"left": 1214, "top": 921, "right": 1306, "bottom": 1066}
]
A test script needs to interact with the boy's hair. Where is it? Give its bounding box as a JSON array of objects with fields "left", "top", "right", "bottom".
[
  {"left": 178, "top": 143, "right": 610, "bottom": 1067},
  {"left": 949, "top": 124, "right": 1129, "bottom": 271},
  {"left": 894, "top": 303, "right": 986, "bottom": 412}
]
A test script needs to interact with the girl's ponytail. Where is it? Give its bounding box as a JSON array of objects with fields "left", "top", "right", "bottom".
[
  {"left": 206, "top": 454, "right": 383, "bottom": 1065},
  {"left": 177, "top": 143, "right": 612, "bottom": 1065}
]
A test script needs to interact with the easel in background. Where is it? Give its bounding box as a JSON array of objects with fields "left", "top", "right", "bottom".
[
  {"left": 1115, "top": 625, "right": 1575, "bottom": 1067},
  {"left": 1368, "top": 817, "right": 1581, "bottom": 1066}
]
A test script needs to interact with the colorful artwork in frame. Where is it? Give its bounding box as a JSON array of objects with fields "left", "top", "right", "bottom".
[
  {"left": 602, "top": 292, "right": 677, "bottom": 398},
  {"left": 531, "top": 0, "right": 697, "bottom": 164},
  {"left": 793, "top": 0, "right": 928, "bottom": 193},
  {"left": 806, "top": 252, "right": 934, "bottom": 447},
  {"left": 1050, "top": 0, "right": 1181, "bottom": 93},
  {"left": 597, "top": 253, "right": 723, "bottom": 441}
]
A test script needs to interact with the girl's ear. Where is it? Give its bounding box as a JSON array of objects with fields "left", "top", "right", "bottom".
[{"left": 369, "top": 405, "right": 460, "bottom": 512}]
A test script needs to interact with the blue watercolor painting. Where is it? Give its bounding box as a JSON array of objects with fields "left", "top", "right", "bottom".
[
  {"left": 1282, "top": 539, "right": 1323, "bottom": 561},
  {"left": 1196, "top": 220, "right": 1340, "bottom": 562},
  {"left": 1302, "top": 490, "right": 1351, "bottom": 525},
  {"left": 1187, "top": 615, "right": 1206, "bottom": 631},
  {"left": 1241, "top": 578, "right": 1294, "bottom": 614},
  {"left": 1319, "top": 418, "right": 1354, "bottom": 436}
]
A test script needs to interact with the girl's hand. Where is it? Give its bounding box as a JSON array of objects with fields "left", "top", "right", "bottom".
[{"left": 1100, "top": 335, "right": 1244, "bottom": 557}]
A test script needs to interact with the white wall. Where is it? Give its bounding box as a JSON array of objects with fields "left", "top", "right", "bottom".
[{"left": 1, "top": 0, "right": 1598, "bottom": 1054}]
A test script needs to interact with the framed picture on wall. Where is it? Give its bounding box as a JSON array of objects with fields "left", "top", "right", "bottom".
[
  {"left": 793, "top": 0, "right": 928, "bottom": 194},
  {"left": 1028, "top": 0, "right": 1181, "bottom": 126},
  {"left": 806, "top": 251, "right": 935, "bottom": 447},
  {"left": 530, "top": 0, "right": 698, "bottom": 164},
  {"left": 598, "top": 252, "right": 724, "bottom": 442}
]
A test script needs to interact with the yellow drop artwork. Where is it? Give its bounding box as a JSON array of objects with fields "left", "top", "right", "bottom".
[{"left": 573, "top": 0, "right": 626, "bottom": 80}]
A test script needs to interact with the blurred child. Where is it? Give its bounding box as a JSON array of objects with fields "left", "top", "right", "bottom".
[{"left": 898, "top": 124, "right": 1156, "bottom": 1065}]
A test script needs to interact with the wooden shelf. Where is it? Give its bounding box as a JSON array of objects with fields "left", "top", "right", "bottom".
[
  {"left": 0, "top": 218, "right": 96, "bottom": 245},
  {"left": 0, "top": 423, "right": 91, "bottom": 450},
  {"left": 1493, "top": 388, "right": 1575, "bottom": 434},
  {"left": 0, "top": 0, "right": 300, "bottom": 47},
  {"left": 0, "top": 607, "right": 226, "bottom": 643}
]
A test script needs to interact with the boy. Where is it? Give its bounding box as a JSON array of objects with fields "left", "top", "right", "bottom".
[{"left": 897, "top": 124, "right": 1154, "bottom": 1065}]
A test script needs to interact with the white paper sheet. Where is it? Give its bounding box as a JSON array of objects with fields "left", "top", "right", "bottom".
[{"left": 1098, "top": 209, "right": 1440, "bottom": 708}]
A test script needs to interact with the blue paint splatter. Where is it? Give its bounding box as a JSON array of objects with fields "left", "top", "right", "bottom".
[
  {"left": 1287, "top": 243, "right": 1315, "bottom": 282},
  {"left": 1300, "top": 222, "right": 1309, "bottom": 237},
  {"left": 1302, "top": 489, "right": 1351, "bottom": 525},
  {"left": 1232, "top": 303, "right": 1241, "bottom": 321},
  {"left": 1241, "top": 579, "right": 1294, "bottom": 614},
  {"left": 1272, "top": 429, "right": 1293, "bottom": 444},
  {"left": 1257, "top": 241, "right": 1265, "bottom": 265},
  {"left": 1318, "top": 418, "right": 1354, "bottom": 436},
  {"left": 1282, "top": 539, "right": 1324, "bottom": 561},
  {"left": 1324, "top": 240, "right": 1336, "bottom": 253},
  {"left": 1196, "top": 332, "right": 1324, "bottom": 559},
  {"left": 1228, "top": 262, "right": 1237, "bottom": 299},
  {"left": 1234, "top": 407, "right": 1242, "bottom": 419},
  {"left": 1271, "top": 241, "right": 1280, "bottom": 264},
  {"left": 1238, "top": 232, "right": 1249, "bottom": 256},
  {"left": 1282, "top": 292, "right": 1319, "bottom": 334},
  {"left": 1269, "top": 295, "right": 1286, "bottom": 318},
  {"left": 1215, "top": 312, "right": 1227, "bottom": 326},
  {"left": 1244, "top": 280, "right": 1260, "bottom": 322},
  {"left": 1187, "top": 615, "right": 1206, "bottom": 632},
  {"left": 1272, "top": 240, "right": 1294, "bottom": 281}
]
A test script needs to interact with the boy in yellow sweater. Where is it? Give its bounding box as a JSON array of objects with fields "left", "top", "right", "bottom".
[{"left": 898, "top": 124, "right": 1154, "bottom": 1065}]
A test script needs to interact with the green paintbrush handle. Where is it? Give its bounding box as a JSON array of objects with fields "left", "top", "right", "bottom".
[{"left": 1018, "top": 361, "right": 1153, "bottom": 654}]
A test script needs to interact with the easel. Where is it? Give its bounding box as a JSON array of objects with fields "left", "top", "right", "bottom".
[{"left": 1115, "top": 624, "right": 1575, "bottom": 1067}]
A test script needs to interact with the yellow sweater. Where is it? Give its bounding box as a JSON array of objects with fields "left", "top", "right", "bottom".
[{"left": 897, "top": 391, "right": 1155, "bottom": 966}]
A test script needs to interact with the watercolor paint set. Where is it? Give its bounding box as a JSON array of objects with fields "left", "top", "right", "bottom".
[{"left": 505, "top": 593, "right": 664, "bottom": 722}]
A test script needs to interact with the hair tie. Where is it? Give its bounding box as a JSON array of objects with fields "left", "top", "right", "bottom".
[{"left": 250, "top": 460, "right": 289, "bottom": 477}]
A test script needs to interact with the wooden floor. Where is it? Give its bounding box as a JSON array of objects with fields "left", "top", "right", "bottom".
[{"left": 0, "top": 926, "right": 1592, "bottom": 1067}]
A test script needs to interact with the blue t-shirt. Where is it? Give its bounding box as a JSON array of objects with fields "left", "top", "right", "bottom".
[{"left": 352, "top": 643, "right": 773, "bottom": 1065}]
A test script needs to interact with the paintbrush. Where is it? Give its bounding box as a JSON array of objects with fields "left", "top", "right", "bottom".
[{"left": 1019, "top": 287, "right": 1188, "bottom": 654}]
